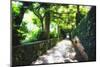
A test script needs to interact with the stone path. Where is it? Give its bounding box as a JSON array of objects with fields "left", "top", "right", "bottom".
[{"left": 32, "top": 39, "right": 78, "bottom": 64}]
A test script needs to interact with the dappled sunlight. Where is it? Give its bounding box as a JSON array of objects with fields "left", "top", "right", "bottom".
[
  {"left": 26, "top": 23, "right": 39, "bottom": 32},
  {"left": 12, "top": 1, "right": 23, "bottom": 15},
  {"left": 23, "top": 10, "right": 34, "bottom": 23},
  {"left": 50, "top": 22, "right": 58, "bottom": 33},
  {"left": 32, "top": 39, "right": 77, "bottom": 64},
  {"left": 12, "top": 1, "right": 96, "bottom": 66}
]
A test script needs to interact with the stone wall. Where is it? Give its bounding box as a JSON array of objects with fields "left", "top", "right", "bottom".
[
  {"left": 71, "top": 6, "right": 96, "bottom": 61},
  {"left": 12, "top": 38, "right": 60, "bottom": 66}
]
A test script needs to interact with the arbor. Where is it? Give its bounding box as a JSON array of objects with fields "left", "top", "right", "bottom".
[
  {"left": 12, "top": 1, "right": 91, "bottom": 45},
  {"left": 12, "top": 1, "right": 96, "bottom": 65}
]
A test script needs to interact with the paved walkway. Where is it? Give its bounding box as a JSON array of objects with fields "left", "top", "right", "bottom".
[{"left": 32, "top": 39, "right": 78, "bottom": 64}]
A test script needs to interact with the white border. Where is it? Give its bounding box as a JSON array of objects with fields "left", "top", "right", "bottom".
[
  {"left": 0, "top": 0, "right": 100, "bottom": 67},
  {"left": 0, "top": 0, "right": 10, "bottom": 67},
  {"left": 19, "top": 0, "right": 96, "bottom": 5}
]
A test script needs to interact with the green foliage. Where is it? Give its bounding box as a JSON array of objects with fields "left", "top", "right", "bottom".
[
  {"left": 12, "top": 1, "right": 96, "bottom": 65},
  {"left": 21, "top": 28, "right": 40, "bottom": 43},
  {"left": 12, "top": 1, "right": 91, "bottom": 43},
  {"left": 12, "top": 1, "right": 23, "bottom": 16}
]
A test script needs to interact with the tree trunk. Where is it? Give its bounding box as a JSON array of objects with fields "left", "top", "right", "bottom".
[
  {"left": 44, "top": 11, "right": 50, "bottom": 39},
  {"left": 44, "top": 4, "right": 50, "bottom": 39},
  {"left": 12, "top": 2, "right": 32, "bottom": 46}
]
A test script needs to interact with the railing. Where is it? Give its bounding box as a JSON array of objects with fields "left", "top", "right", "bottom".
[{"left": 12, "top": 38, "right": 62, "bottom": 66}]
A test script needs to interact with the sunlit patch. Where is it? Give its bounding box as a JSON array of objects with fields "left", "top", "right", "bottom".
[
  {"left": 32, "top": 40, "right": 77, "bottom": 64},
  {"left": 12, "top": 1, "right": 23, "bottom": 6},
  {"left": 23, "top": 10, "right": 34, "bottom": 23},
  {"left": 26, "top": 23, "right": 39, "bottom": 32},
  {"left": 50, "top": 22, "right": 58, "bottom": 32}
]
